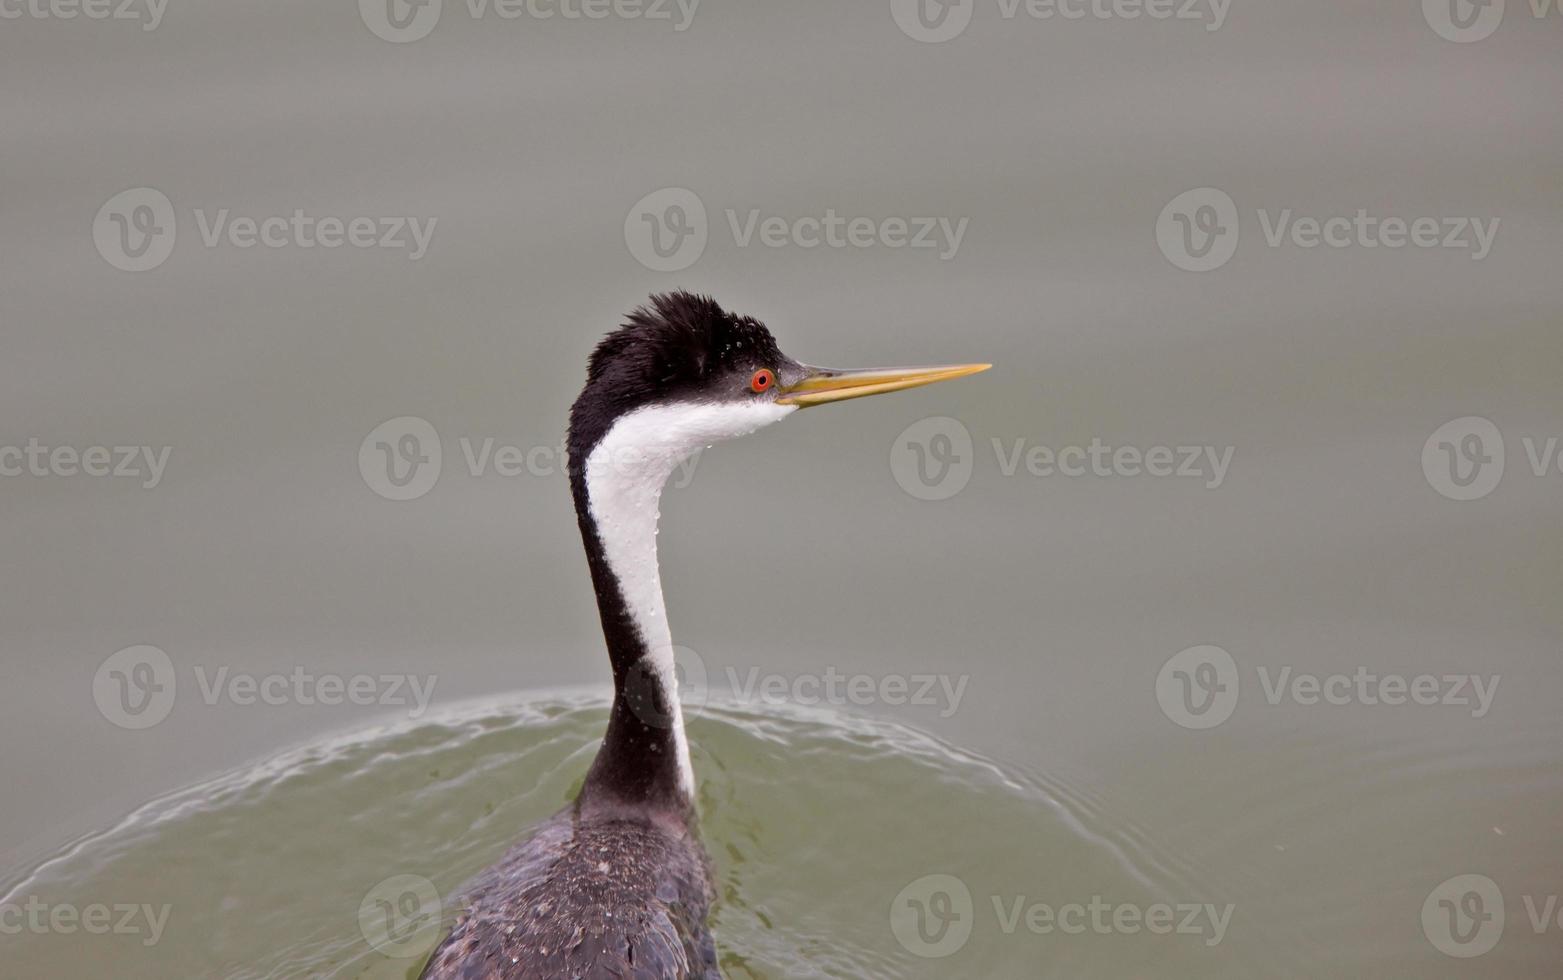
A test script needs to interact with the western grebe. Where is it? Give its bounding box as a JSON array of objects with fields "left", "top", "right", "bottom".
[{"left": 419, "top": 291, "right": 988, "bottom": 979}]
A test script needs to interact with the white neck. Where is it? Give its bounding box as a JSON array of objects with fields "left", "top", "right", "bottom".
[{"left": 581, "top": 399, "right": 796, "bottom": 798}]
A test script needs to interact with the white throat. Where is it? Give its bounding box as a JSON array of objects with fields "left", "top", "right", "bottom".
[{"left": 582, "top": 399, "right": 796, "bottom": 798}]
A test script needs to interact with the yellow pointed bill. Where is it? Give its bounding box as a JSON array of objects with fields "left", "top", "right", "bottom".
[{"left": 775, "top": 363, "right": 991, "bottom": 407}]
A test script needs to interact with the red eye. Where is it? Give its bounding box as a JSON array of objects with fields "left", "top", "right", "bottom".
[{"left": 750, "top": 369, "right": 774, "bottom": 393}]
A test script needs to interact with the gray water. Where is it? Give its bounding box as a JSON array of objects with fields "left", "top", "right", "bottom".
[
  {"left": 6, "top": 694, "right": 1249, "bottom": 979},
  {"left": 3, "top": 0, "right": 1562, "bottom": 976}
]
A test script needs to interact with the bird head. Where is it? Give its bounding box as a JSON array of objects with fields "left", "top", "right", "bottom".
[{"left": 567, "top": 291, "right": 989, "bottom": 470}]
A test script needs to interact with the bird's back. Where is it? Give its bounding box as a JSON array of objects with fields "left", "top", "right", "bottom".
[{"left": 418, "top": 804, "right": 718, "bottom": 980}]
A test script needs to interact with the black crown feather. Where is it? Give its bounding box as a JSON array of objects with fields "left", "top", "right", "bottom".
[
  {"left": 567, "top": 292, "right": 790, "bottom": 465},
  {"left": 586, "top": 291, "right": 783, "bottom": 389}
]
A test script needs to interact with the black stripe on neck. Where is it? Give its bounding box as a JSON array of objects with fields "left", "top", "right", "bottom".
[{"left": 568, "top": 458, "right": 690, "bottom": 813}]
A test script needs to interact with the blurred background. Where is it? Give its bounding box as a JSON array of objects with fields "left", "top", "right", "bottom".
[{"left": 2, "top": 0, "right": 1561, "bottom": 976}]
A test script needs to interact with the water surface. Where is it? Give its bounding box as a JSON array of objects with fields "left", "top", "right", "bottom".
[{"left": 6, "top": 693, "right": 1264, "bottom": 979}]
